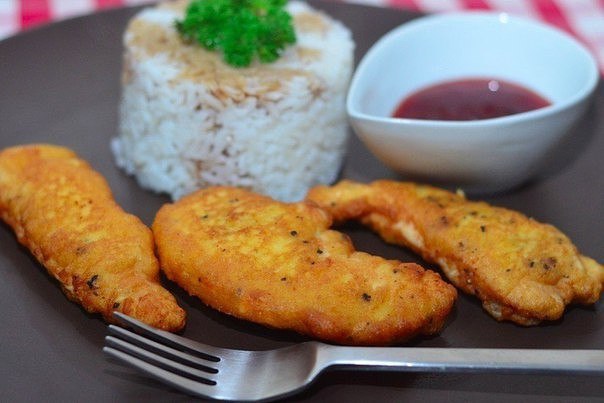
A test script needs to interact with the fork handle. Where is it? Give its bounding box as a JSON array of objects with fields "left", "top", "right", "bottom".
[{"left": 319, "top": 345, "right": 604, "bottom": 374}]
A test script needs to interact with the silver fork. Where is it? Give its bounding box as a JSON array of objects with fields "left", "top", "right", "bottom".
[{"left": 104, "top": 312, "right": 604, "bottom": 401}]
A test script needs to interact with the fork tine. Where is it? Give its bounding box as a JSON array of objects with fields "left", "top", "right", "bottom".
[
  {"left": 103, "top": 346, "right": 218, "bottom": 399},
  {"left": 112, "top": 311, "right": 222, "bottom": 361},
  {"left": 105, "top": 335, "right": 218, "bottom": 384},
  {"left": 107, "top": 325, "right": 219, "bottom": 372}
]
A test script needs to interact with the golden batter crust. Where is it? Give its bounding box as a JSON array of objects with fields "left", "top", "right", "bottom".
[
  {"left": 0, "top": 144, "right": 185, "bottom": 331},
  {"left": 307, "top": 180, "right": 604, "bottom": 325},
  {"left": 153, "top": 186, "right": 456, "bottom": 345}
]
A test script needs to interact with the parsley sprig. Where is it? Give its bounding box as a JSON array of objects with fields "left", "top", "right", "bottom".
[{"left": 175, "top": 0, "right": 297, "bottom": 68}]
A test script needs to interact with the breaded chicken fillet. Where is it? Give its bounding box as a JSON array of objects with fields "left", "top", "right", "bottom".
[
  {"left": 307, "top": 180, "right": 604, "bottom": 326},
  {"left": 152, "top": 186, "right": 456, "bottom": 345},
  {"left": 0, "top": 145, "right": 185, "bottom": 331}
]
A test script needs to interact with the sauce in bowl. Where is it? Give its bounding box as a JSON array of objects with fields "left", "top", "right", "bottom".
[{"left": 393, "top": 78, "right": 551, "bottom": 121}]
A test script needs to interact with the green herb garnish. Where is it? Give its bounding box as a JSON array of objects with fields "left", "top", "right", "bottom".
[{"left": 175, "top": 0, "right": 296, "bottom": 67}]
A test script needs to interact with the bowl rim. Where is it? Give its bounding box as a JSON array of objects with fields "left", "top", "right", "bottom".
[{"left": 347, "top": 11, "right": 600, "bottom": 129}]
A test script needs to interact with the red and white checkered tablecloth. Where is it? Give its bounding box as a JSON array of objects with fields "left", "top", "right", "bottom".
[{"left": 2, "top": 0, "right": 604, "bottom": 71}]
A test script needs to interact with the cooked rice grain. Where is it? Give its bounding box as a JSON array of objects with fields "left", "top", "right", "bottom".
[{"left": 111, "top": 1, "right": 354, "bottom": 201}]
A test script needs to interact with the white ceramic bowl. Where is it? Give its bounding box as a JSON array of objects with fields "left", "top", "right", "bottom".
[{"left": 347, "top": 12, "right": 599, "bottom": 193}]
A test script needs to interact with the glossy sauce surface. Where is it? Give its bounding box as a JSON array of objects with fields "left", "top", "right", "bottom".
[{"left": 393, "top": 78, "right": 551, "bottom": 121}]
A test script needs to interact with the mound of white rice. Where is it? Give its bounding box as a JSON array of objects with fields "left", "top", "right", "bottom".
[{"left": 111, "top": 0, "right": 354, "bottom": 202}]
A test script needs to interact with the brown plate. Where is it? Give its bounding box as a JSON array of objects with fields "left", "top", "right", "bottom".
[{"left": 1, "top": 1, "right": 603, "bottom": 401}]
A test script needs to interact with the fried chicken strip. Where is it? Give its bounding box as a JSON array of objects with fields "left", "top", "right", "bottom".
[
  {"left": 307, "top": 180, "right": 604, "bottom": 325},
  {"left": 0, "top": 144, "right": 185, "bottom": 331},
  {"left": 152, "top": 186, "right": 456, "bottom": 345}
]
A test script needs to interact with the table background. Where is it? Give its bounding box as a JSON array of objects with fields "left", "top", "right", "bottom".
[{"left": 2, "top": 0, "right": 604, "bottom": 73}]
